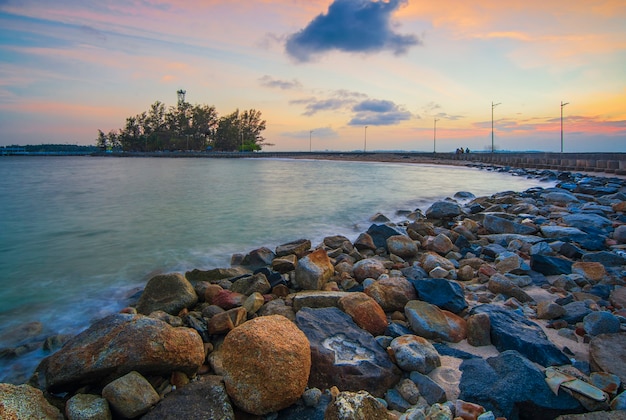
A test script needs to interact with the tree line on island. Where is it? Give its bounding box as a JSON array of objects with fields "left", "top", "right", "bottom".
[{"left": 96, "top": 93, "right": 270, "bottom": 152}]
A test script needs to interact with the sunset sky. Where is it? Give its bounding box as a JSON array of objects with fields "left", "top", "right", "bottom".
[{"left": 1, "top": 0, "right": 625, "bottom": 152}]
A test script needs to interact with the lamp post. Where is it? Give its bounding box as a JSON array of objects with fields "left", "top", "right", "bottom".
[
  {"left": 433, "top": 118, "right": 439, "bottom": 153},
  {"left": 560, "top": 101, "right": 569, "bottom": 153},
  {"left": 491, "top": 101, "right": 501, "bottom": 154},
  {"left": 309, "top": 130, "right": 313, "bottom": 152},
  {"left": 364, "top": 126, "right": 368, "bottom": 152}
]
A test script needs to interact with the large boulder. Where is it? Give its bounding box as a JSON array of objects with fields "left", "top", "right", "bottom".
[
  {"left": 531, "top": 254, "right": 573, "bottom": 275},
  {"left": 364, "top": 277, "right": 417, "bottom": 312},
  {"left": 39, "top": 314, "right": 205, "bottom": 393},
  {"left": 459, "top": 350, "right": 582, "bottom": 419},
  {"left": 366, "top": 224, "right": 405, "bottom": 250},
  {"left": 471, "top": 304, "right": 570, "bottom": 367},
  {"left": 483, "top": 215, "right": 538, "bottom": 235},
  {"left": 353, "top": 258, "right": 386, "bottom": 282},
  {"left": 589, "top": 333, "right": 626, "bottom": 384},
  {"left": 221, "top": 315, "right": 311, "bottom": 416},
  {"left": 294, "top": 248, "right": 334, "bottom": 290},
  {"left": 136, "top": 273, "right": 198, "bottom": 315},
  {"left": 425, "top": 201, "right": 463, "bottom": 220},
  {"left": 338, "top": 292, "right": 388, "bottom": 336},
  {"left": 410, "top": 278, "right": 468, "bottom": 314},
  {"left": 0, "top": 383, "right": 63, "bottom": 419},
  {"left": 387, "top": 235, "right": 419, "bottom": 258},
  {"left": 141, "top": 375, "right": 234, "bottom": 420},
  {"left": 404, "top": 300, "right": 467, "bottom": 343},
  {"left": 295, "top": 307, "right": 401, "bottom": 397}
]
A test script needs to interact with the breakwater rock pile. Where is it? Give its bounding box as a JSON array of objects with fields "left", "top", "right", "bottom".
[{"left": 2, "top": 169, "right": 626, "bottom": 420}]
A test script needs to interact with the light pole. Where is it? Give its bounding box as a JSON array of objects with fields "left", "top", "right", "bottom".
[
  {"left": 309, "top": 130, "right": 313, "bottom": 152},
  {"left": 560, "top": 101, "right": 569, "bottom": 153},
  {"left": 491, "top": 101, "right": 501, "bottom": 154},
  {"left": 364, "top": 126, "right": 368, "bottom": 152},
  {"left": 433, "top": 118, "right": 439, "bottom": 153}
]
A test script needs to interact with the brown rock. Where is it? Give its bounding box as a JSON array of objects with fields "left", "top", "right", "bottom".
[
  {"left": 0, "top": 383, "right": 63, "bottom": 420},
  {"left": 467, "top": 313, "right": 491, "bottom": 347},
  {"left": 612, "top": 201, "right": 626, "bottom": 213},
  {"left": 572, "top": 262, "right": 606, "bottom": 282},
  {"left": 609, "top": 287, "right": 626, "bottom": 309},
  {"left": 487, "top": 273, "right": 533, "bottom": 303},
  {"left": 404, "top": 300, "right": 467, "bottom": 343},
  {"left": 292, "top": 290, "right": 350, "bottom": 312},
  {"left": 275, "top": 238, "right": 311, "bottom": 258},
  {"left": 353, "top": 258, "right": 387, "bottom": 282},
  {"left": 536, "top": 301, "right": 566, "bottom": 320},
  {"left": 338, "top": 292, "right": 388, "bottom": 336},
  {"left": 271, "top": 254, "right": 298, "bottom": 273},
  {"left": 221, "top": 315, "right": 311, "bottom": 415},
  {"left": 354, "top": 233, "right": 376, "bottom": 251},
  {"left": 324, "top": 391, "right": 388, "bottom": 420},
  {"left": 40, "top": 314, "right": 205, "bottom": 393},
  {"left": 425, "top": 233, "right": 454, "bottom": 255},
  {"left": 364, "top": 277, "right": 417, "bottom": 312},
  {"left": 230, "top": 273, "right": 271, "bottom": 295},
  {"left": 294, "top": 248, "right": 334, "bottom": 290},
  {"left": 589, "top": 333, "right": 626, "bottom": 384},
  {"left": 457, "top": 265, "right": 475, "bottom": 281},
  {"left": 386, "top": 235, "right": 419, "bottom": 258},
  {"left": 207, "top": 307, "right": 247, "bottom": 335},
  {"left": 421, "top": 252, "right": 455, "bottom": 272},
  {"left": 455, "top": 399, "right": 485, "bottom": 420},
  {"left": 209, "top": 289, "right": 245, "bottom": 310},
  {"left": 136, "top": 273, "right": 198, "bottom": 316},
  {"left": 257, "top": 299, "right": 296, "bottom": 322},
  {"left": 102, "top": 371, "right": 160, "bottom": 419}
]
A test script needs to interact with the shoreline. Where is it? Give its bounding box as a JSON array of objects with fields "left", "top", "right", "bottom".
[{"left": 2, "top": 161, "right": 626, "bottom": 419}]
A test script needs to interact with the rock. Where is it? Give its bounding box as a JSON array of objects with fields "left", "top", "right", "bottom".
[
  {"left": 295, "top": 307, "right": 401, "bottom": 397},
  {"left": 531, "top": 254, "right": 573, "bottom": 275},
  {"left": 541, "top": 225, "right": 587, "bottom": 239},
  {"left": 421, "top": 252, "right": 456, "bottom": 272},
  {"left": 367, "top": 223, "right": 405, "bottom": 249},
  {"left": 385, "top": 388, "right": 412, "bottom": 412},
  {"left": 221, "top": 315, "right": 311, "bottom": 415},
  {"left": 458, "top": 350, "right": 581, "bottom": 419},
  {"left": 294, "top": 248, "right": 334, "bottom": 290},
  {"left": 536, "top": 301, "right": 566, "bottom": 320},
  {"left": 543, "top": 191, "right": 580, "bottom": 205},
  {"left": 242, "top": 292, "right": 264, "bottom": 314},
  {"left": 455, "top": 399, "right": 486, "bottom": 420},
  {"left": 39, "top": 314, "right": 205, "bottom": 393},
  {"left": 610, "top": 287, "right": 626, "bottom": 309},
  {"left": 454, "top": 191, "right": 476, "bottom": 200},
  {"left": 257, "top": 299, "right": 296, "bottom": 321},
  {"left": 614, "top": 225, "right": 626, "bottom": 244},
  {"left": 487, "top": 273, "right": 533, "bottom": 303},
  {"left": 457, "top": 265, "right": 475, "bottom": 281},
  {"left": 185, "top": 267, "right": 250, "bottom": 284},
  {"left": 562, "top": 213, "right": 613, "bottom": 231},
  {"left": 0, "top": 383, "right": 63, "bottom": 419},
  {"left": 425, "top": 233, "right": 454, "bottom": 255},
  {"left": 561, "top": 301, "right": 593, "bottom": 324},
  {"left": 230, "top": 273, "right": 271, "bottom": 295},
  {"left": 275, "top": 238, "right": 311, "bottom": 258},
  {"left": 364, "top": 277, "right": 417, "bottom": 312},
  {"left": 572, "top": 262, "right": 606, "bottom": 282},
  {"left": 426, "top": 201, "right": 463, "bottom": 219},
  {"left": 429, "top": 266, "right": 450, "bottom": 278},
  {"left": 324, "top": 391, "right": 388, "bottom": 420},
  {"left": 292, "top": 290, "right": 350, "bottom": 312},
  {"left": 101, "top": 371, "right": 159, "bottom": 419},
  {"left": 353, "top": 258, "right": 387, "bottom": 282},
  {"left": 387, "top": 234, "right": 419, "bottom": 258},
  {"left": 556, "top": 411, "right": 626, "bottom": 419},
  {"left": 611, "top": 391, "right": 626, "bottom": 411},
  {"left": 410, "top": 278, "right": 468, "bottom": 314},
  {"left": 426, "top": 403, "right": 453, "bottom": 419},
  {"left": 582, "top": 251, "right": 626, "bottom": 266},
  {"left": 207, "top": 307, "right": 247, "bottom": 334},
  {"left": 495, "top": 254, "right": 530, "bottom": 274},
  {"left": 466, "top": 313, "right": 491, "bottom": 347},
  {"left": 272, "top": 254, "right": 298, "bottom": 273},
  {"left": 208, "top": 289, "right": 245, "bottom": 310},
  {"left": 354, "top": 232, "right": 376, "bottom": 251},
  {"left": 589, "top": 372, "right": 621, "bottom": 399},
  {"left": 589, "top": 333, "right": 626, "bottom": 384},
  {"left": 136, "top": 273, "right": 198, "bottom": 315},
  {"left": 141, "top": 375, "right": 234, "bottom": 420},
  {"left": 409, "top": 371, "right": 447, "bottom": 405},
  {"left": 338, "top": 292, "right": 388, "bottom": 336},
  {"left": 395, "top": 378, "right": 420, "bottom": 405},
  {"left": 471, "top": 304, "right": 570, "bottom": 367},
  {"left": 389, "top": 334, "right": 441, "bottom": 374},
  {"left": 241, "top": 247, "right": 275, "bottom": 269},
  {"left": 583, "top": 311, "right": 621, "bottom": 336},
  {"left": 324, "top": 235, "right": 352, "bottom": 249},
  {"left": 483, "top": 214, "right": 538, "bottom": 235},
  {"left": 404, "top": 300, "right": 467, "bottom": 343},
  {"left": 65, "top": 393, "right": 112, "bottom": 420}
]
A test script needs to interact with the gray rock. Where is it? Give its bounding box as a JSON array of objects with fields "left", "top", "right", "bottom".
[
  {"left": 561, "top": 301, "right": 593, "bottom": 324},
  {"left": 230, "top": 272, "right": 271, "bottom": 295},
  {"left": 471, "top": 304, "right": 570, "bottom": 367},
  {"left": 540, "top": 226, "right": 587, "bottom": 239},
  {"left": 353, "top": 258, "right": 387, "bottom": 282},
  {"left": 294, "top": 249, "right": 334, "bottom": 290},
  {"left": 582, "top": 251, "right": 626, "bottom": 266},
  {"left": 65, "top": 393, "right": 112, "bottom": 420},
  {"left": 141, "top": 375, "right": 234, "bottom": 420},
  {"left": 530, "top": 254, "right": 573, "bottom": 275},
  {"left": 405, "top": 300, "right": 467, "bottom": 343},
  {"left": 483, "top": 215, "right": 538, "bottom": 235},
  {"left": 241, "top": 247, "right": 276, "bottom": 269},
  {"left": 426, "top": 201, "right": 463, "bottom": 219},
  {"left": 102, "top": 371, "right": 160, "bottom": 419},
  {"left": 562, "top": 213, "right": 613, "bottom": 231},
  {"left": 389, "top": 334, "right": 441, "bottom": 374},
  {"left": 409, "top": 371, "right": 447, "bottom": 405},
  {"left": 136, "top": 273, "right": 198, "bottom": 316},
  {"left": 295, "top": 307, "right": 401, "bottom": 397},
  {"left": 459, "top": 350, "right": 581, "bottom": 419},
  {"left": 387, "top": 235, "right": 419, "bottom": 258},
  {"left": 410, "top": 278, "right": 468, "bottom": 314},
  {"left": 614, "top": 225, "right": 626, "bottom": 244},
  {"left": 589, "top": 333, "right": 626, "bottom": 384},
  {"left": 583, "top": 311, "right": 621, "bottom": 336},
  {"left": 385, "top": 388, "right": 412, "bottom": 412},
  {"left": 275, "top": 238, "right": 311, "bottom": 258},
  {"left": 367, "top": 223, "right": 405, "bottom": 250},
  {"left": 543, "top": 191, "right": 580, "bottom": 205}
]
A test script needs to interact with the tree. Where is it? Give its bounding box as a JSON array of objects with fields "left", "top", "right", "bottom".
[{"left": 96, "top": 129, "right": 108, "bottom": 150}]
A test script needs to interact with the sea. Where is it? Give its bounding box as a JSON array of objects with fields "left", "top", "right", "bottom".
[{"left": 0, "top": 155, "right": 551, "bottom": 383}]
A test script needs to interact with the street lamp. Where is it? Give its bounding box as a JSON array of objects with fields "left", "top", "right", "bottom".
[
  {"left": 364, "top": 126, "right": 368, "bottom": 152},
  {"left": 491, "top": 102, "right": 501, "bottom": 154},
  {"left": 433, "top": 118, "right": 439, "bottom": 153},
  {"left": 560, "top": 101, "right": 569, "bottom": 153},
  {"left": 309, "top": 130, "right": 313, "bottom": 152}
]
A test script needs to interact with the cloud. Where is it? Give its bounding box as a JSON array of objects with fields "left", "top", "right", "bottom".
[
  {"left": 349, "top": 99, "right": 412, "bottom": 126},
  {"left": 258, "top": 75, "right": 302, "bottom": 90},
  {"left": 421, "top": 102, "right": 464, "bottom": 121},
  {"left": 282, "top": 126, "right": 338, "bottom": 138},
  {"left": 290, "top": 89, "right": 366, "bottom": 116},
  {"left": 285, "top": 0, "right": 421, "bottom": 62}
]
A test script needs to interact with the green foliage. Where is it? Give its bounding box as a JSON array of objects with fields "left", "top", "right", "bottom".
[{"left": 97, "top": 97, "right": 266, "bottom": 152}]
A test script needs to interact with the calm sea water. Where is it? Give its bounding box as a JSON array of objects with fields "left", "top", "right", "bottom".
[{"left": 0, "top": 156, "right": 549, "bottom": 382}]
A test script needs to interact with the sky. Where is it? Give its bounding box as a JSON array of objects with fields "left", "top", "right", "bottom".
[{"left": 0, "top": 0, "right": 625, "bottom": 152}]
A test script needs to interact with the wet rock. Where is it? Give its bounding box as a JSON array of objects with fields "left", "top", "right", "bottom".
[
  {"left": 353, "top": 258, "right": 387, "bottom": 282},
  {"left": 338, "top": 292, "right": 388, "bottom": 336},
  {"left": 409, "top": 371, "right": 447, "bottom": 405},
  {"left": 387, "top": 234, "right": 419, "bottom": 258},
  {"left": 425, "top": 233, "right": 454, "bottom": 255},
  {"left": 230, "top": 272, "right": 271, "bottom": 295},
  {"left": 364, "top": 276, "right": 417, "bottom": 312},
  {"left": 589, "top": 333, "right": 626, "bottom": 384},
  {"left": 221, "top": 315, "right": 311, "bottom": 415},
  {"left": 459, "top": 350, "right": 582, "bottom": 419},
  {"left": 0, "top": 383, "right": 63, "bottom": 419},
  {"left": 324, "top": 390, "right": 389, "bottom": 420},
  {"left": 405, "top": 300, "right": 467, "bottom": 343},
  {"left": 583, "top": 311, "right": 621, "bottom": 336},
  {"left": 275, "top": 238, "right": 311, "bottom": 258},
  {"left": 367, "top": 223, "right": 405, "bottom": 249},
  {"left": 294, "top": 248, "right": 334, "bottom": 290},
  {"left": 136, "top": 273, "right": 198, "bottom": 316},
  {"left": 295, "top": 307, "right": 401, "bottom": 397},
  {"left": 426, "top": 201, "right": 463, "bottom": 220},
  {"left": 531, "top": 254, "right": 573, "bottom": 275},
  {"left": 65, "top": 393, "right": 112, "bottom": 420},
  {"left": 421, "top": 252, "right": 456, "bottom": 272},
  {"left": 471, "top": 304, "right": 570, "bottom": 367},
  {"left": 102, "top": 371, "right": 159, "bottom": 419},
  {"left": 410, "top": 278, "right": 468, "bottom": 314},
  {"left": 241, "top": 247, "right": 276, "bottom": 269},
  {"left": 467, "top": 313, "right": 491, "bottom": 347},
  {"left": 354, "top": 232, "right": 376, "bottom": 251},
  {"left": 185, "top": 267, "right": 250, "bottom": 284},
  {"left": 389, "top": 334, "right": 441, "bottom": 374},
  {"left": 272, "top": 253, "right": 298, "bottom": 273},
  {"left": 141, "top": 375, "right": 234, "bottom": 420},
  {"left": 483, "top": 214, "right": 538, "bottom": 235},
  {"left": 39, "top": 314, "right": 205, "bottom": 393}
]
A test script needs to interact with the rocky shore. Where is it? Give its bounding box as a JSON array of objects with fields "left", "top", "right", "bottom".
[{"left": 1, "top": 165, "right": 626, "bottom": 420}]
